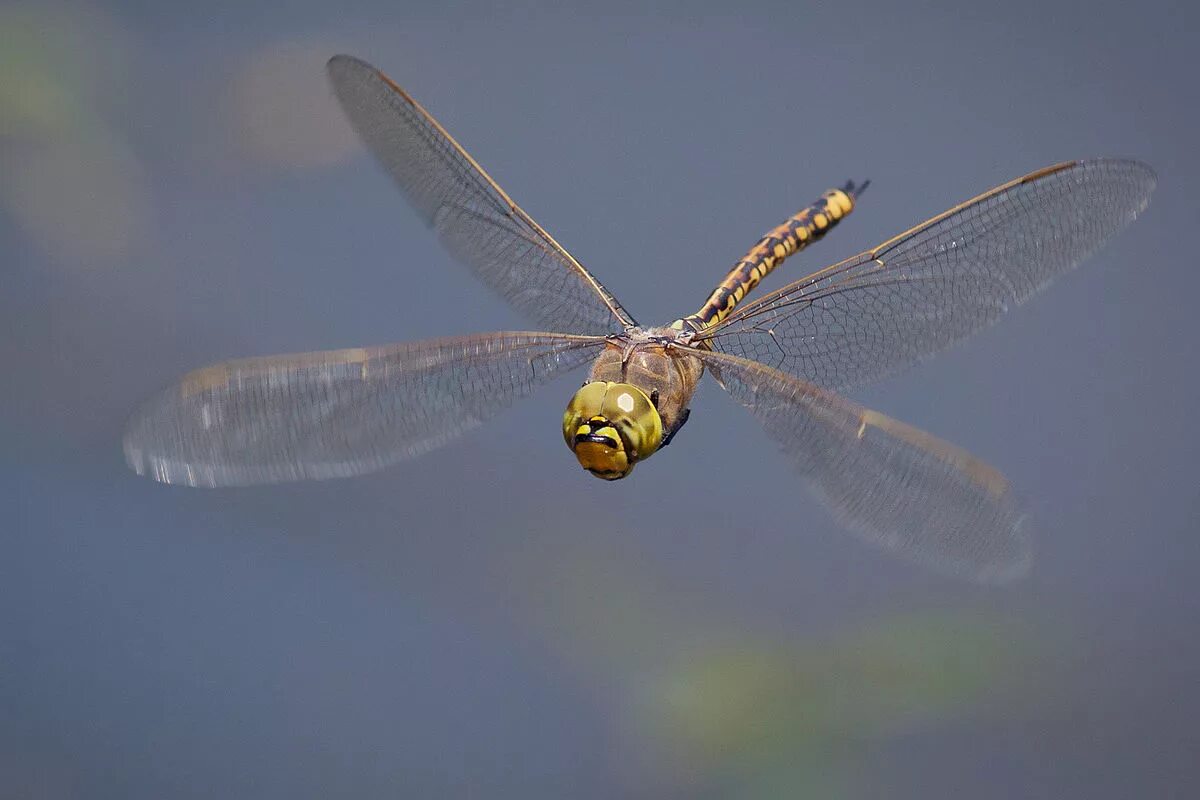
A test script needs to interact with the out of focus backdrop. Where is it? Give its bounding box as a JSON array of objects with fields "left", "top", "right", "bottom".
[{"left": 3, "top": 2, "right": 1197, "bottom": 798}]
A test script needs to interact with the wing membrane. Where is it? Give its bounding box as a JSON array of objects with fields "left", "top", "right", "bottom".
[
  {"left": 327, "top": 55, "right": 634, "bottom": 334},
  {"left": 124, "top": 332, "right": 604, "bottom": 487},
  {"left": 699, "top": 159, "right": 1156, "bottom": 390},
  {"left": 697, "top": 349, "right": 1030, "bottom": 582}
]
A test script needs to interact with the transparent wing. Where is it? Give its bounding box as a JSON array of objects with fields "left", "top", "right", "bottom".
[
  {"left": 699, "top": 159, "right": 1156, "bottom": 390},
  {"left": 124, "top": 332, "right": 605, "bottom": 487},
  {"left": 327, "top": 55, "right": 634, "bottom": 334},
  {"left": 696, "top": 349, "right": 1030, "bottom": 582}
]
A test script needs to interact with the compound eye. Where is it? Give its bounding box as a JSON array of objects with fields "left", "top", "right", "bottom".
[{"left": 601, "top": 384, "right": 663, "bottom": 461}]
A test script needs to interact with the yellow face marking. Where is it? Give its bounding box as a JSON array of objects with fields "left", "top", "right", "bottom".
[{"left": 574, "top": 437, "right": 628, "bottom": 475}]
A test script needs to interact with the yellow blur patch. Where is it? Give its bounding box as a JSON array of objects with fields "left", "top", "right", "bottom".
[
  {"left": 233, "top": 39, "right": 362, "bottom": 169},
  {"left": 180, "top": 365, "right": 231, "bottom": 397}
]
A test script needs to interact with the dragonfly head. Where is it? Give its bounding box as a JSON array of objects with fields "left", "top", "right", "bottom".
[{"left": 563, "top": 382, "right": 663, "bottom": 480}]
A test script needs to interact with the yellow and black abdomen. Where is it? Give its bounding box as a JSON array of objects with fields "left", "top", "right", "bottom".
[{"left": 674, "top": 181, "right": 865, "bottom": 332}]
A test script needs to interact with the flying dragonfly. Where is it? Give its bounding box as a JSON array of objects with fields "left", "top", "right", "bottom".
[{"left": 124, "top": 55, "right": 1156, "bottom": 582}]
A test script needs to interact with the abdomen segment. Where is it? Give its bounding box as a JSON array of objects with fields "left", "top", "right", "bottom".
[{"left": 675, "top": 182, "right": 865, "bottom": 331}]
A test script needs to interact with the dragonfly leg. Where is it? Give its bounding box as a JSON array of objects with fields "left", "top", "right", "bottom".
[{"left": 659, "top": 408, "right": 691, "bottom": 449}]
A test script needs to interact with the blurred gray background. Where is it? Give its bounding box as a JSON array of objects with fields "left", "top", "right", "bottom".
[{"left": 3, "top": 1, "right": 1197, "bottom": 798}]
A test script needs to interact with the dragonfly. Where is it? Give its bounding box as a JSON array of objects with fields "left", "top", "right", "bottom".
[{"left": 124, "top": 54, "right": 1156, "bottom": 582}]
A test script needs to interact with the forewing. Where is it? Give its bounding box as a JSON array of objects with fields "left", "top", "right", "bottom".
[
  {"left": 697, "top": 349, "right": 1030, "bottom": 582},
  {"left": 124, "top": 332, "right": 605, "bottom": 487},
  {"left": 700, "top": 159, "right": 1156, "bottom": 390},
  {"left": 327, "top": 55, "right": 634, "bottom": 334}
]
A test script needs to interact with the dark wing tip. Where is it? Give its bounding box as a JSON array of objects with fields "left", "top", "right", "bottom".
[
  {"left": 326, "top": 53, "right": 372, "bottom": 76},
  {"left": 326, "top": 53, "right": 421, "bottom": 110},
  {"left": 326, "top": 54, "right": 390, "bottom": 95},
  {"left": 326, "top": 54, "right": 369, "bottom": 97}
]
